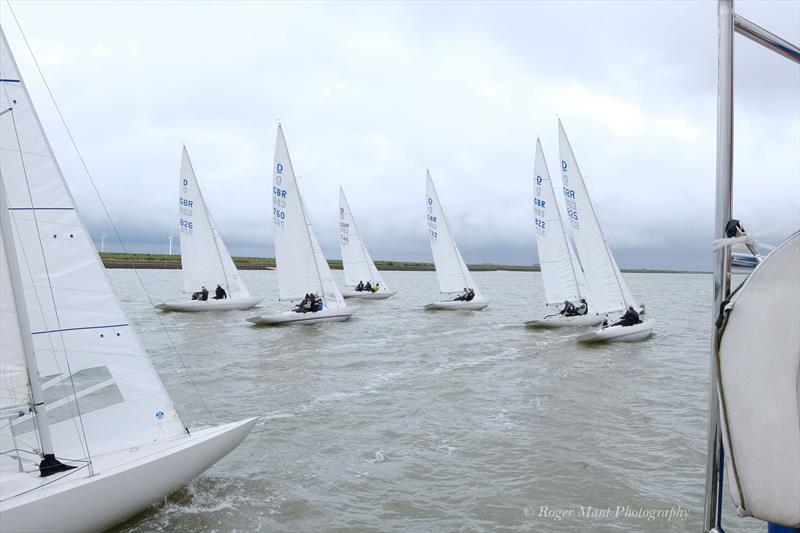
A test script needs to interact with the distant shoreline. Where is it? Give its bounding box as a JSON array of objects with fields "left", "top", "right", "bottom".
[{"left": 99, "top": 252, "right": 708, "bottom": 274}]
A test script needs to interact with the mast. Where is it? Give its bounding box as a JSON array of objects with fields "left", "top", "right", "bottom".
[
  {"left": 560, "top": 121, "right": 630, "bottom": 309},
  {"left": 538, "top": 138, "right": 585, "bottom": 302},
  {"left": 428, "top": 172, "right": 472, "bottom": 292},
  {"left": 296, "top": 177, "right": 328, "bottom": 304},
  {"left": 340, "top": 188, "right": 381, "bottom": 285},
  {"left": 183, "top": 147, "right": 232, "bottom": 295},
  {"left": 0, "top": 178, "right": 74, "bottom": 477}
]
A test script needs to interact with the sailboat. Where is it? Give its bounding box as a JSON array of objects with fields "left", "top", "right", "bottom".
[
  {"left": 338, "top": 188, "right": 396, "bottom": 300},
  {"left": 247, "top": 125, "right": 355, "bottom": 325},
  {"left": 0, "top": 28, "right": 256, "bottom": 532},
  {"left": 155, "top": 147, "right": 262, "bottom": 312},
  {"left": 423, "top": 171, "right": 489, "bottom": 311},
  {"left": 525, "top": 139, "right": 604, "bottom": 328},
  {"left": 556, "top": 120, "right": 655, "bottom": 342}
]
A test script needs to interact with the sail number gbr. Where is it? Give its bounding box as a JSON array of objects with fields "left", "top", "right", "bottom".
[
  {"left": 561, "top": 161, "right": 580, "bottom": 229},
  {"left": 534, "top": 175, "right": 547, "bottom": 237},
  {"left": 273, "top": 162, "right": 287, "bottom": 228},
  {"left": 426, "top": 197, "right": 438, "bottom": 241}
]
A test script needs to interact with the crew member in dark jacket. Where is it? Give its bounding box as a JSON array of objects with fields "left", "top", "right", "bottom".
[
  {"left": 214, "top": 284, "right": 227, "bottom": 299},
  {"left": 610, "top": 306, "right": 641, "bottom": 327}
]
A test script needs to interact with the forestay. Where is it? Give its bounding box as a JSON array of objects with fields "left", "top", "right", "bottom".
[
  {"left": 178, "top": 147, "right": 249, "bottom": 298},
  {"left": 338, "top": 188, "right": 387, "bottom": 289},
  {"left": 532, "top": 139, "right": 590, "bottom": 306},
  {"left": 272, "top": 125, "right": 344, "bottom": 308},
  {"left": 0, "top": 28, "right": 186, "bottom": 460},
  {"left": 558, "top": 121, "right": 634, "bottom": 314},
  {"left": 425, "top": 172, "right": 480, "bottom": 296}
]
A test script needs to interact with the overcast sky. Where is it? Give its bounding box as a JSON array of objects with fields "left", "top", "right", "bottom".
[{"left": 2, "top": 0, "right": 798, "bottom": 270}]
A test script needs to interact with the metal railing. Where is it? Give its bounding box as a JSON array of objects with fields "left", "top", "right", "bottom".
[{"left": 704, "top": 2, "right": 800, "bottom": 532}]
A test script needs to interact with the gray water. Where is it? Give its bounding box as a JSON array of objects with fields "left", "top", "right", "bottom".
[{"left": 106, "top": 269, "right": 762, "bottom": 533}]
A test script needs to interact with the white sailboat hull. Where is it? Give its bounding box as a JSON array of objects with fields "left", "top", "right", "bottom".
[
  {"left": 154, "top": 296, "right": 262, "bottom": 312},
  {"left": 576, "top": 319, "right": 655, "bottom": 343},
  {"left": 246, "top": 306, "right": 356, "bottom": 325},
  {"left": 525, "top": 313, "right": 606, "bottom": 328},
  {"left": 0, "top": 417, "right": 257, "bottom": 533},
  {"left": 424, "top": 298, "right": 490, "bottom": 311},
  {"left": 342, "top": 289, "right": 397, "bottom": 300}
]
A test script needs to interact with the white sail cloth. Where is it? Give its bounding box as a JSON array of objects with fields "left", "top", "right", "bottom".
[
  {"left": 718, "top": 231, "right": 799, "bottom": 527},
  {"left": 0, "top": 28, "right": 186, "bottom": 460},
  {"left": 0, "top": 205, "right": 28, "bottom": 415},
  {"left": 178, "top": 147, "right": 249, "bottom": 299},
  {"left": 425, "top": 172, "right": 480, "bottom": 296},
  {"left": 558, "top": 121, "right": 635, "bottom": 314},
  {"left": 338, "top": 188, "right": 387, "bottom": 289},
  {"left": 272, "top": 125, "right": 344, "bottom": 308},
  {"left": 532, "top": 139, "right": 590, "bottom": 307}
]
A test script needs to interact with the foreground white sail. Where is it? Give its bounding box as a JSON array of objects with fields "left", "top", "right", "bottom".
[
  {"left": 424, "top": 172, "right": 488, "bottom": 311},
  {"left": 557, "top": 120, "right": 654, "bottom": 342},
  {"left": 339, "top": 188, "right": 396, "bottom": 299},
  {"left": 155, "top": 147, "right": 261, "bottom": 312},
  {"left": 0, "top": 28, "right": 255, "bottom": 532},
  {"left": 525, "top": 139, "right": 602, "bottom": 329},
  {"left": 247, "top": 125, "right": 354, "bottom": 325}
]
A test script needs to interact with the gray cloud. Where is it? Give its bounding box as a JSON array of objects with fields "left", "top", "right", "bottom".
[{"left": 2, "top": 0, "right": 797, "bottom": 272}]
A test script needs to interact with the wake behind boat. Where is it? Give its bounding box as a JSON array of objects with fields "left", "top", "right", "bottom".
[
  {"left": 423, "top": 172, "right": 489, "bottom": 311},
  {"left": 0, "top": 28, "right": 255, "bottom": 531},
  {"left": 247, "top": 125, "right": 355, "bottom": 326},
  {"left": 525, "top": 138, "right": 603, "bottom": 329},
  {"left": 557, "top": 121, "right": 653, "bottom": 342},
  {"left": 155, "top": 147, "right": 262, "bottom": 312},
  {"left": 339, "top": 188, "right": 396, "bottom": 300}
]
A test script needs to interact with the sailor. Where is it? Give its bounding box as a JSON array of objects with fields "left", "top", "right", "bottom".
[
  {"left": 356, "top": 280, "right": 364, "bottom": 291},
  {"left": 364, "top": 281, "right": 373, "bottom": 292},
  {"left": 639, "top": 303, "right": 646, "bottom": 317},
  {"left": 559, "top": 300, "right": 576, "bottom": 316},
  {"left": 311, "top": 293, "right": 323, "bottom": 312},
  {"left": 214, "top": 284, "right": 227, "bottom": 300},
  {"left": 454, "top": 288, "right": 467, "bottom": 301},
  {"left": 294, "top": 294, "right": 309, "bottom": 313},
  {"left": 465, "top": 288, "right": 475, "bottom": 301},
  {"left": 610, "top": 306, "right": 641, "bottom": 327},
  {"left": 200, "top": 286, "right": 209, "bottom": 301},
  {"left": 372, "top": 282, "right": 380, "bottom": 293},
  {"left": 575, "top": 298, "right": 588, "bottom": 315},
  {"left": 191, "top": 291, "right": 201, "bottom": 300}
]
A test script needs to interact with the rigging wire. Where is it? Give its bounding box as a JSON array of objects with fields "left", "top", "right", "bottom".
[{"left": 5, "top": 1, "right": 215, "bottom": 423}]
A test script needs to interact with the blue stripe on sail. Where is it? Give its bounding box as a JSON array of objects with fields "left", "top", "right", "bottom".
[
  {"left": 0, "top": 78, "right": 21, "bottom": 83},
  {"left": 32, "top": 324, "right": 129, "bottom": 335},
  {"left": 8, "top": 207, "right": 74, "bottom": 211}
]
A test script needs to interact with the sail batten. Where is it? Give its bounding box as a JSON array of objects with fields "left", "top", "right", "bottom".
[
  {"left": 425, "top": 172, "right": 480, "bottom": 296},
  {"left": 557, "top": 121, "right": 635, "bottom": 314}
]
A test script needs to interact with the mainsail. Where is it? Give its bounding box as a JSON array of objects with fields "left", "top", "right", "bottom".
[
  {"left": 532, "top": 139, "right": 590, "bottom": 306},
  {"left": 272, "top": 125, "right": 344, "bottom": 308},
  {"left": 178, "top": 146, "right": 249, "bottom": 298},
  {"left": 557, "top": 120, "right": 635, "bottom": 314},
  {"left": 425, "top": 171, "right": 480, "bottom": 296},
  {"left": 338, "top": 188, "right": 387, "bottom": 289},
  {"left": 0, "top": 28, "right": 186, "bottom": 461}
]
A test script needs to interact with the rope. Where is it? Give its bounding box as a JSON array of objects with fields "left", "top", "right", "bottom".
[{"left": 5, "top": 3, "right": 214, "bottom": 423}]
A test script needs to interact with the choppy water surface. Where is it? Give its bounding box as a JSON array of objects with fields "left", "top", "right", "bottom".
[{"left": 107, "top": 269, "right": 762, "bottom": 532}]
